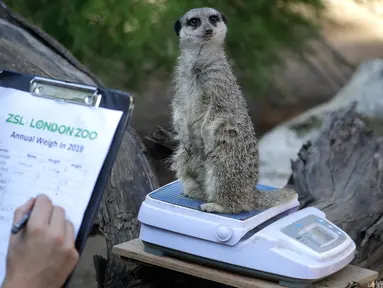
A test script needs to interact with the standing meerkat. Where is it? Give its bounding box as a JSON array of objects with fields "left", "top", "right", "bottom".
[{"left": 170, "top": 7, "right": 297, "bottom": 214}]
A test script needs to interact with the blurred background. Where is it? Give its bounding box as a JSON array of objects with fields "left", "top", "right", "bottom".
[
  {"left": 6, "top": 0, "right": 383, "bottom": 145},
  {"left": 5, "top": 0, "right": 324, "bottom": 95},
  {"left": 4, "top": 0, "right": 328, "bottom": 139},
  {"left": 4, "top": 0, "right": 383, "bottom": 286}
]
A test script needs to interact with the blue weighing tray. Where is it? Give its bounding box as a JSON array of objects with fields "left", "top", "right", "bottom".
[{"left": 148, "top": 180, "right": 293, "bottom": 221}]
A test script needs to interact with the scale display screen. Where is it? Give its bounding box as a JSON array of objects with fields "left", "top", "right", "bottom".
[
  {"left": 282, "top": 214, "right": 347, "bottom": 253},
  {"left": 302, "top": 225, "right": 334, "bottom": 246}
]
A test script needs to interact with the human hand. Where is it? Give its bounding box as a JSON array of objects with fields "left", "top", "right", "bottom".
[{"left": 2, "top": 194, "right": 79, "bottom": 288}]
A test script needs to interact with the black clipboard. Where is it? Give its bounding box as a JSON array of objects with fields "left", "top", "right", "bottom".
[{"left": 0, "top": 69, "right": 134, "bottom": 285}]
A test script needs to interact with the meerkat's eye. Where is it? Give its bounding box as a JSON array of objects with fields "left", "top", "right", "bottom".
[
  {"left": 209, "top": 15, "right": 219, "bottom": 24},
  {"left": 188, "top": 17, "right": 200, "bottom": 26}
]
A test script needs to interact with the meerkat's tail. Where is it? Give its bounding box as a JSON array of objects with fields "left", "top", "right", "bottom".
[{"left": 252, "top": 184, "right": 298, "bottom": 210}]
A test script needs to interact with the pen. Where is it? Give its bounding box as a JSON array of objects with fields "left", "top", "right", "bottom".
[{"left": 11, "top": 211, "right": 31, "bottom": 234}]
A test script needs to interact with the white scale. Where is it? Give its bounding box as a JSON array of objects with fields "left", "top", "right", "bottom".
[{"left": 138, "top": 180, "right": 356, "bottom": 287}]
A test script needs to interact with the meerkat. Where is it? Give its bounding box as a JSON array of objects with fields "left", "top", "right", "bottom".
[{"left": 170, "top": 7, "right": 297, "bottom": 214}]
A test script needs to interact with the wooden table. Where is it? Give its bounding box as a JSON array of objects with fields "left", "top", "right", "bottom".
[{"left": 112, "top": 239, "right": 378, "bottom": 288}]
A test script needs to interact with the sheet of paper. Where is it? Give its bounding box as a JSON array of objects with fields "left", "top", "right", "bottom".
[{"left": 0, "top": 87, "right": 123, "bottom": 283}]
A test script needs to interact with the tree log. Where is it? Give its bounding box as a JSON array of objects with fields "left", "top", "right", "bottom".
[
  {"left": 95, "top": 126, "right": 160, "bottom": 287},
  {"left": 0, "top": 1, "right": 103, "bottom": 86},
  {"left": 291, "top": 101, "right": 383, "bottom": 275}
]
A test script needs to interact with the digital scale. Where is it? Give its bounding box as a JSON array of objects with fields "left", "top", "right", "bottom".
[{"left": 138, "top": 180, "right": 356, "bottom": 287}]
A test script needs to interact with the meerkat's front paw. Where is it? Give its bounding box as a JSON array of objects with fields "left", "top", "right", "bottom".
[
  {"left": 181, "top": 190, "right": 197, "bottom": 198},
  {"left": 181, "top": 189, "right": 206, "bottom": 201},
  {"left": 200, "top": 203, "right": 227, "bottom": 213},
  {"left": 181, "top": 191, "right": 190, "bottom": 197},
  {"left": 181, "top": 180, "right": 207, "bottom": 201}
]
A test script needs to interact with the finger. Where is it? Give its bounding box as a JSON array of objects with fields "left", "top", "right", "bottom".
[
  {"left": 64, "top": 220, "right": 79, "bottom": 267},
  {"left": 49, "top": 206, "right": 66, "bottom": 237},
  {"left": 28, "top": 194, "right": 53, "bottom": 229},
  {"left": 64, "top": 220, "right": 76, "bottom": 247},
  {"left": 12, "top": 197, "right": 36, "bottom": 224},
  {"left": 64, "top": 220, "right": 77, "bottom": 255}
]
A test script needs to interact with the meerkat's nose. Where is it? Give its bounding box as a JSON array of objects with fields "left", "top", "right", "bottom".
[{"left": 205, "top": 29, "right": 213, "bottom": 35}]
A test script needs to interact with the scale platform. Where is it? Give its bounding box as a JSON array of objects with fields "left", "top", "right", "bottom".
[{"left": 138, "top": 180, "right": 356, "bottom": 287}]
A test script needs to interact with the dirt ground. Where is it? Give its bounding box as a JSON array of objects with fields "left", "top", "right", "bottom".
[{"left": 69, "top": 235, "right": 106, "bottom": 288}]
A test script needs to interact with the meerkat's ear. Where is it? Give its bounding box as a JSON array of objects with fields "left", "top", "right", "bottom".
[
  {"left": 220, "top": 13, "right": 227, "bottom": 24},
  {"left": 174, "top": 19, "right": 181, "bottom": 36}
]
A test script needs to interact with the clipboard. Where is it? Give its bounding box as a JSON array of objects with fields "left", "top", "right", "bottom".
[{"left": 0, "top": 69, "right": 134, "bottom": 285}]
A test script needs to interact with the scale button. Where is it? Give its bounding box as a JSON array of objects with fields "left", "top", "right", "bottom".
[{"left": 216, "top": 225, "right": 233, "bottom": 242}]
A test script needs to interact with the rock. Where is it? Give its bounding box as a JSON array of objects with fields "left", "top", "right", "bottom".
[{"left": 258, "top": 59, "right": 383, "bottom": 188}]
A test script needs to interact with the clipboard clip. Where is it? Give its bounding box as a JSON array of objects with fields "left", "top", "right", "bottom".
[{"left": 30, "top": 77, "right": 102, "bottom": 107}]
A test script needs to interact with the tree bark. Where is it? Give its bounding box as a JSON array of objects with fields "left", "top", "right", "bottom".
[
  {"left": 290, "top": 101, "right": 383, "bottom": 275},
  {"left": 0, "top": 1, "right": 103, "bottom": 86},
  {"left": 94, "top": 126, "right": 160, "bottom": 287}
]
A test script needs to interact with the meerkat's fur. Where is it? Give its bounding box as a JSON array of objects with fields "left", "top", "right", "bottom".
[{"left": 170, "top": 7, "right": 297, "bottom": 214}]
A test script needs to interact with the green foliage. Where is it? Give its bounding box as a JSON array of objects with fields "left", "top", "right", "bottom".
[{"left": 5, "top": 0, "right": 325, "bottom": 96}]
